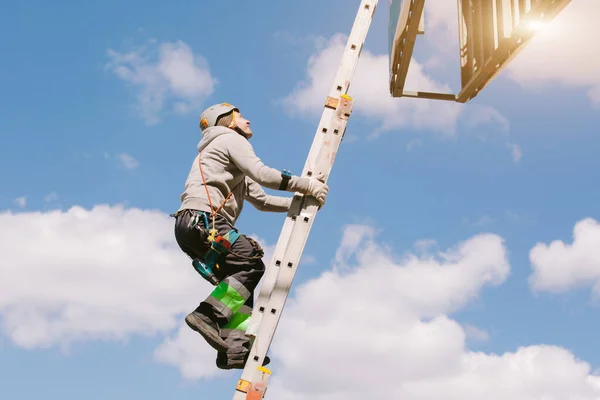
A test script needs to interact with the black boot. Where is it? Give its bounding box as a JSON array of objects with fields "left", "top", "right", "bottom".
[
  {"left": 216, "top": 351, "right": 271, "bottom": 370},
  {"left": 185, "top": 311, "right": 229, "bottom": 353}
]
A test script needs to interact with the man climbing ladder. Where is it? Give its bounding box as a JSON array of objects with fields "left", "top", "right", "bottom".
[{"left": 172, "top": 102, "right": 329, "bottom": 369}]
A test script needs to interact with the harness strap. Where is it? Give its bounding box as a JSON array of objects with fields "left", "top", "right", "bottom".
[{"left": 199, "top": 148, "right": 234, "bottom": 216}]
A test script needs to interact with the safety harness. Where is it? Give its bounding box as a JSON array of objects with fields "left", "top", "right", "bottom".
[
  {"left": 184, "top": 148, "right": 240, "bottom": 285},
  {"left": 189, "top": 148, "right": 266, "bottom": 286},
  {"left": 174, "top": 134, "right": 293, "bottom": 285}
]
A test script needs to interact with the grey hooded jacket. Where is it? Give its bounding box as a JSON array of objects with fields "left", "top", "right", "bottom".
[{"left": 178, "top": 126, "right": 309, "bottom": 226}]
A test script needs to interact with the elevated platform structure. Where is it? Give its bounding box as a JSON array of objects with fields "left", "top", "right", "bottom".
[{"left": 389, "top": 0, "right": 572, "bottom": 102}]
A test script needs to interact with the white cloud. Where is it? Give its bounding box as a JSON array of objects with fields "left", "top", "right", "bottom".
[
  {"left": 286, "top": 224, "right": 510, "bottom": 329},
  {"left": 416, "top": 0, "right": 462, "bottom": 69},
  {"left": 118, "top": 152, "right": 140, "bottom": 169},
  {"left": 0, "top": 205, "right": 203, "bottom": 350},
  {"left": 5, "top": 205, "right": 600, "bottom": 398},
  {"left": 529, "top": 218, "right": 600, "bottom": 296},
  {"left": 13, "top": 196, "right": 26, "bottom": 208},
  {"left": 0, "top": 204, "right": 281, "bottom": 379},
  {"left": 259, "top": 224, "right": 600, "bottom": 400},
  {"left": 332, "top": 224, "right": 378, "bottom": 271},
  {"left": 154, "top": 322, "right": 223, "bottom": 381},
  {"left": 106, "top": 40, "right": 217, "bottom": 125},
  {"left": 281, "top": 34, "right": 463, "bottom": 136}
]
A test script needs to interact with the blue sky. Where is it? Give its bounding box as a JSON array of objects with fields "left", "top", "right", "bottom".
[{"left": 1, "top": 0, "right": 600, "bottom": 399}]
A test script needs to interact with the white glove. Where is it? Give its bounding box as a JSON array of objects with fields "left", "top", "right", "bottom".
[{"left": 306, "top": 172, "right": 329, "bottom": 207}]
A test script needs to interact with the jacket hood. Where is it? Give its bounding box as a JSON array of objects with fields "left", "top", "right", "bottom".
[{"left": 197, "top": 126, "right": 238, "bottom": 153}]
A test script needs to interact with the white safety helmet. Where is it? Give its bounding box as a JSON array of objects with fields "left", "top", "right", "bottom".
[{"left": 199, "top": 102, "right": 239, "bottom": 131}]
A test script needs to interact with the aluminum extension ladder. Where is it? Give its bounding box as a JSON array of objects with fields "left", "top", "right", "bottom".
[{"left": 232, "top": 1, "right": 379, "bottom": 398}]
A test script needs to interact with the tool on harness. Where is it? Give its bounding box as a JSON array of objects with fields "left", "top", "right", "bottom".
[
  {"left": 192, "top": 258, "right": 220, "bottom": 286},
  {"left": 193, "top": 227, "right": 242, "bottom": 286}
]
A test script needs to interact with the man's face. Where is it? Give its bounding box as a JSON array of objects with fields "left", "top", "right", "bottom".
[{"left": 233, "top": 111, "right": 253, "bottom": 138}]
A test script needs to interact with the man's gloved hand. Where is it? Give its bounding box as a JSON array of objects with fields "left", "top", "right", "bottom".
[
  {"left": 286, "top": 171, "right": 329, "bottom": 208},
  {"left": 306, "top": 172, "right": 328, "bottom": 207}
]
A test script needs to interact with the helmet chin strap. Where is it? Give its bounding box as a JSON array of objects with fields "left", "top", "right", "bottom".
[{"left": 229, "top": 112, "right": 252, "bottom": 139}]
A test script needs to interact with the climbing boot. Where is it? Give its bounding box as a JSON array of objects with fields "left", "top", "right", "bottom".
[
  {"left": 216, "top": 351, "right": 271, "bottom": 370},
  {"left": 185, "top": 311, "right": 229, "bottom": 353}
]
